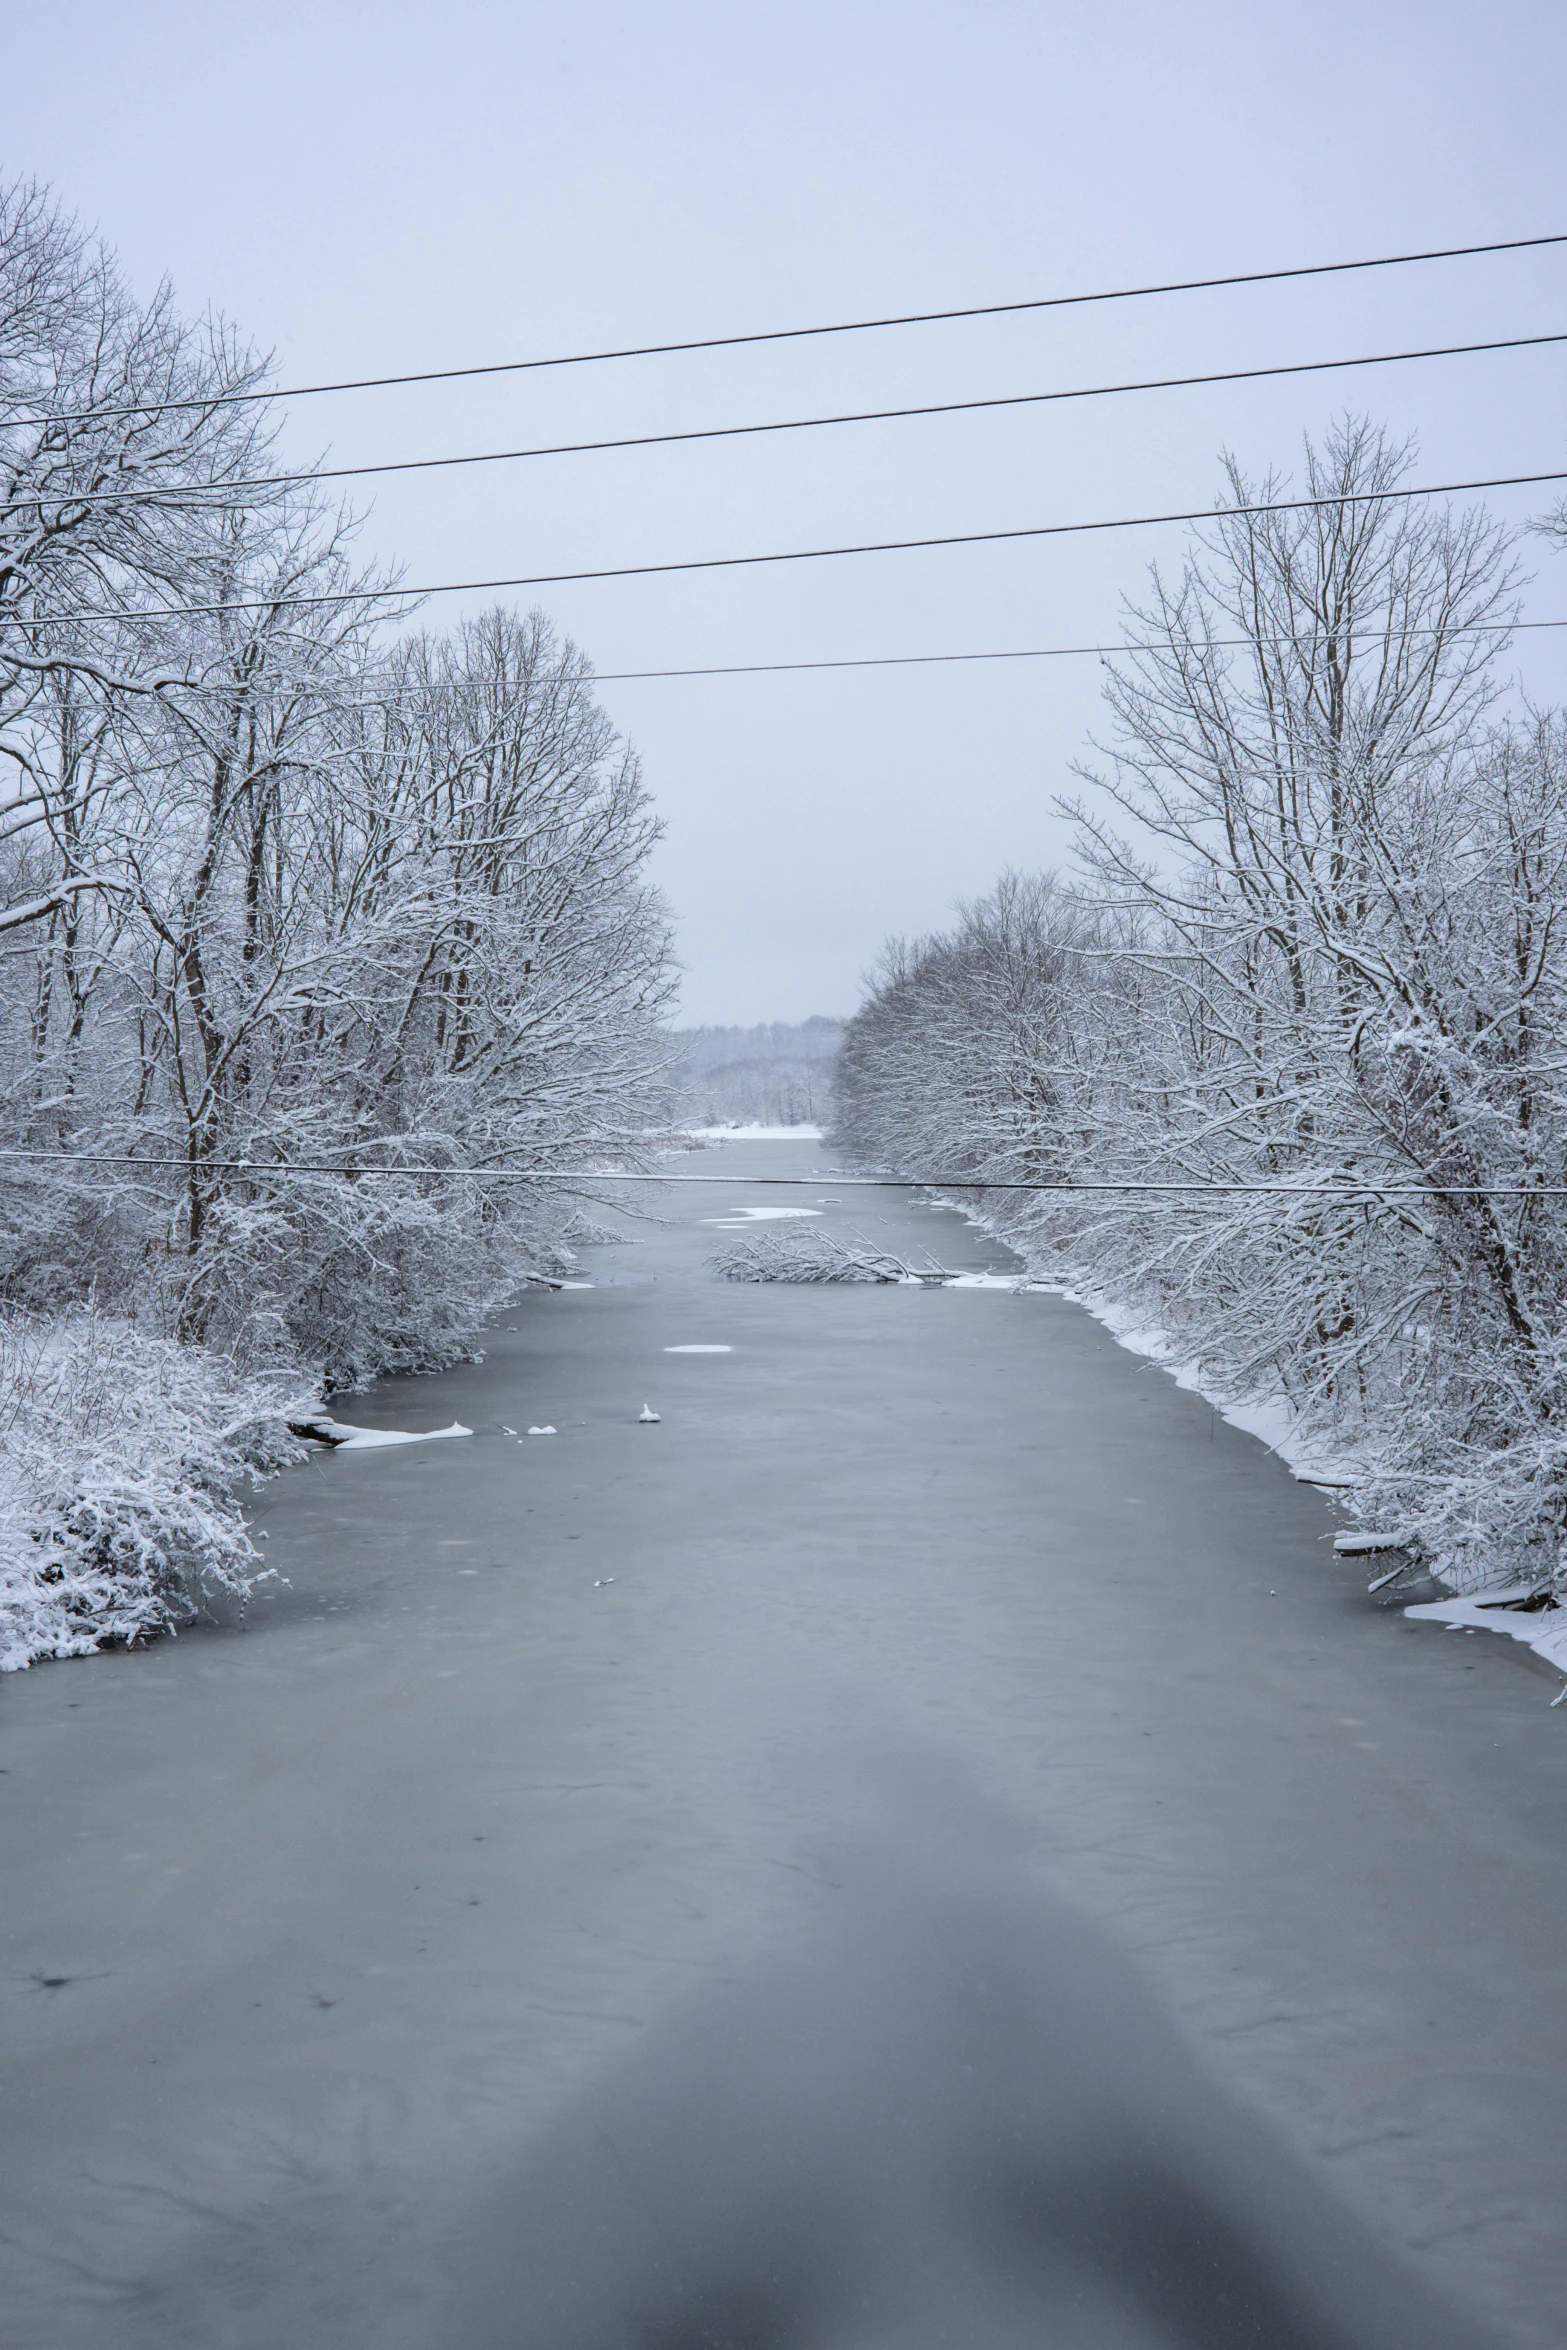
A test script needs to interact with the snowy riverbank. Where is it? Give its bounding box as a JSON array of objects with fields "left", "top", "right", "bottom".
[{"left": 920, "top": 1194, "right": 1567, "bottom": 1697}]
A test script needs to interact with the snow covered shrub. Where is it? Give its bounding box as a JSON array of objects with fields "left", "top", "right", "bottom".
[
  {"left": 0, "top": 1305, "right": 303, "bottom": 1671},
  {"left": 174, "top": 1171, "right": 578, "bottom": 1390}
]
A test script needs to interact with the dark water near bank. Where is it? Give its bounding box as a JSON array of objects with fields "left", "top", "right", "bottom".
[{"left": 3, "top": 1142, "right": 1565, "bottom": 2345}]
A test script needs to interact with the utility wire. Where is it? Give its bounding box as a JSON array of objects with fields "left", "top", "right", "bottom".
[
  {"left": 18, "top": 469, "right": 1567, "bottom": 631},
  {"left": 26, "top": 613, "right": 1553, "bottom": 708},
  {"left": 1, "top": 1151, "right": 1563, "bottom": 1198},
  {"left": 32, "top": 327, "right": 1567, "bottom": 505},
  {"left": 10, "top": 231, "right": 1563, "bottom": 428},
  {"left": 583, "top": 615, "right": 1567, "bottom": 683}
]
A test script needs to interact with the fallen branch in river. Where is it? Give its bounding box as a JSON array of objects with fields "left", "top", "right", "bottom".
[{"left": 709, "top": 1224, "right": 960, "bottom": 1285}]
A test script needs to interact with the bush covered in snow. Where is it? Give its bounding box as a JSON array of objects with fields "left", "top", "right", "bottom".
[{"left": 0, "top": 1306, "right": 303, "bottom": 1671}]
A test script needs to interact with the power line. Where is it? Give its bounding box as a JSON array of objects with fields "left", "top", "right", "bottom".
[
  {"left": 32, "top": 613, "right": 1550, "bottom": 707},
  {"left": 284, "top": 614, "right": 1567, "bottom": 698},
  {"left": 10, "top": 231, "right": 1563, "bottom": 428},
  {"left": 18, "top": 468, "right": 1567, "bottom": 631},
  {"left": 589, "top": 615, "right": 1567, "bottom": 683},
  {"left": 0, "top": 1150, "right": 1562, "bottom": 1198},
  {"left": 35, "top": 327, "right": 1567, "bottom": 505}
]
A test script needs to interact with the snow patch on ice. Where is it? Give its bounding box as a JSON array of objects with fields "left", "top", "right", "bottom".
[
  {"left": 299, "top": 1417, "right": 472, "bottom": 1451},
  {"left": 700, "top": 1206, "right": 822, "bottom": 1227},
  {"left": 664, "top": 1344, "right": 733, "bottom": 1353},
  {"left": 1405, "top": 1591, "right": 1567, "bottom": 1682},
  {"left": 686, "top": 1123, "right": 824, "bottom": 1140}
]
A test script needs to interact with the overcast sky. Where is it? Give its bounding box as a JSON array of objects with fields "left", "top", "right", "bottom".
[{"left": 10, "top": 0, "right": 1567, "bottom": 1021}]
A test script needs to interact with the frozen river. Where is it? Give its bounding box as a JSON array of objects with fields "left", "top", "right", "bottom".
[{"left": 3, "top": 1139, "right": 1566, "bottom": 2347}]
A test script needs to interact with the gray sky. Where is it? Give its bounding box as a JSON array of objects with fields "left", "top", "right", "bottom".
[{"left": 10, "top": 0, "right": 1567, "bottom": 1020}]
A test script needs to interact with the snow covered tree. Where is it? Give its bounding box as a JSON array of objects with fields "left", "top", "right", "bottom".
[
  {"left": 0, "top": 176, "right": 677, "bottom": 1663},
  {"left": 0, "top": 174, "right": 273, "bottom": 939},
  {"left": 840, "top": 421, "right": 1567, "bottom": 1590}
]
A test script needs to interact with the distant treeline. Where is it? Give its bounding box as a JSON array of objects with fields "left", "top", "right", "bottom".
[{"left": 669, "top": 1017, "right": 842, "bottom": 1128}]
